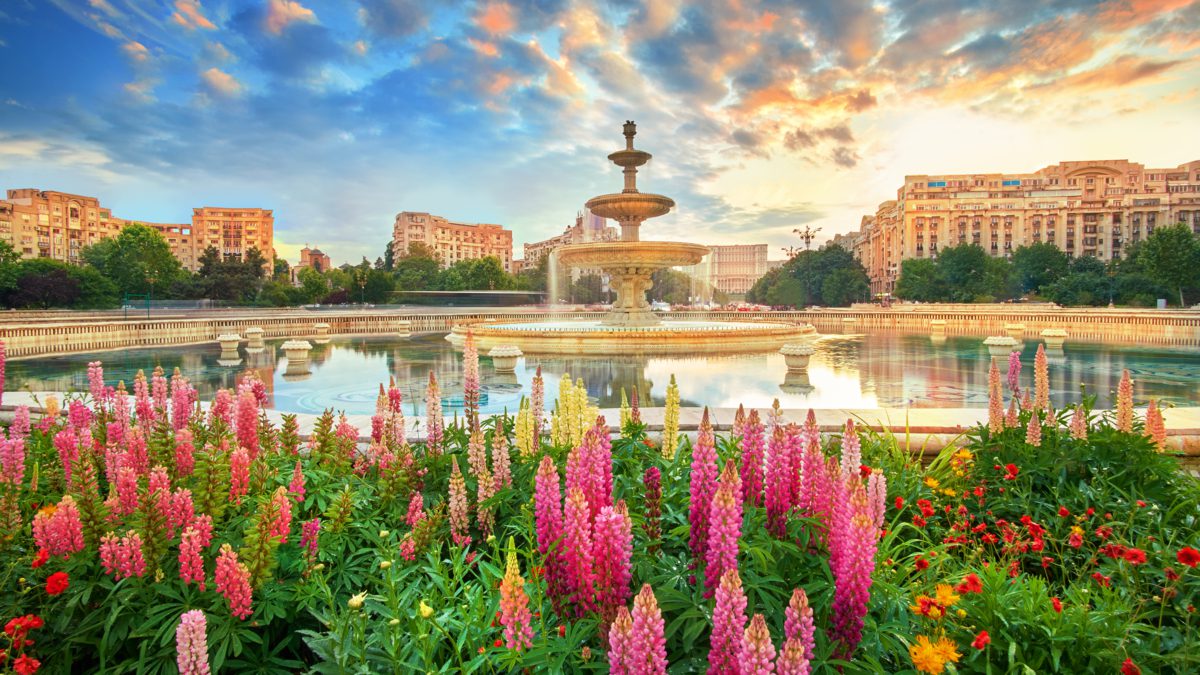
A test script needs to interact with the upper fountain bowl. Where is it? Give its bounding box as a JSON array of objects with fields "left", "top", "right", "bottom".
[
  {"left": 555, "top": 240, "right": 708, "bottom": 271},
  {"left": 585, "top": 192, "right": 675, "bottom": 222}
]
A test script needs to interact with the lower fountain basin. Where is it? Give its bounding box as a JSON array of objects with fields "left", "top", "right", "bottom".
[{"left": 446, "top": 319, "right": 817, "bottom": 355}]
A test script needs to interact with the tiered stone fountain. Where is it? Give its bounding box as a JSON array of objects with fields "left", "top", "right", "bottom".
[{"left": 448, "top": 121, "right": 815, "bottom": 354}]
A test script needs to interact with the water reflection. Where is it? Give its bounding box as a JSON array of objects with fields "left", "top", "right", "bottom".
[{"left": 6, "top": 334, "right": 1198, "bottom": 416}]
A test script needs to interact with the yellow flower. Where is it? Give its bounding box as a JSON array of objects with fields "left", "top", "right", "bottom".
[
  {"left": 956, "top": 609, "right": 967, "bottom": 618},
  {"left": 941, "top": 488, "right": 956, "bottom": 497},
  {"left": 1070, "top": 525, "right": 1084, "bottom": 536},
  {"left": 924, "top": 476, "right": 940, "bottom": 490},
  {"left": 419, "top": 600, "right": 434, "bottom": 618},
  {"left": 44, "top": 396, "right": 60, "bottom": 418},
  {"left": 348, "top": 592, "right": 367, "bottom": 610},
  {"left": 380, "top": 560, "right": 392, "bottom": 570},
  {"left": 954, "top": 449, "right": 973, "bottom": 461},
  {"left": 910, "top": 635, "right": 961, "bottom": 674},
  {"left": 379, "top": 530, "right": 391, "bottom": 538},
  {"left": 934, "top": 584, "right": 960, "bottom": 608}
]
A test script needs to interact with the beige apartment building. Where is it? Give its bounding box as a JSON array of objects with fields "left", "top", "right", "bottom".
[
  {"left": 846, "top": 160, "right": 1200, "bottom": 294},
  {"left": 392, "top": 211, "right": 513, "bottom": 272},
  {"left": 522, "top": 209, "right": 618, "bottom": 279},
  {"left": 0, "top": 189, "right": 275, "bottom": 272}
]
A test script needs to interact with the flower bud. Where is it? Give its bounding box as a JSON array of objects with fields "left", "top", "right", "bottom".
[
  {"left": 380, "top": 560, "right": 392, "bottom": 570},
  {"left": 379, "top": 530, "right": 391, "bottom": 538},
  {"left": 388, "top": 618, "right": 400, "bottom": 626},
  {"left": 348, "top": 591, "right": 367, "bottom": 610},
  {"left": 313, "top": 563, "right": 325, "bottom": 571},
  {"left": 419, "top": 600, "right": 434, "bottom": 618}
]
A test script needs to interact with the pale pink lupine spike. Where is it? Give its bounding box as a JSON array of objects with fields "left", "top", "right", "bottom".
[
  {"left": 839, "top": 419, "right": 860, "bottom": 479},
  {"left": 1033, "top": 343, "right": 1049, "bottom": 412},
  {"left": 176, "top": 609, "right": 211, "bottom": 675},
  {"left": 739, "top": 614, "right": 776, "bottom": 674},
  {"left": 987, "top": 360, "right": 1004, "bottom": 434}
]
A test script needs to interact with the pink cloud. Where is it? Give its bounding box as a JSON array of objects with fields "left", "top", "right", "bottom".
[{"left": 265, "top": 0, "right": 317, "bottom": 35}]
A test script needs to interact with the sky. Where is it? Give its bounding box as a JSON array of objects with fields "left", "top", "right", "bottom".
[{"left": 1, "top": 0, "right": 1198, "bottom": 266}]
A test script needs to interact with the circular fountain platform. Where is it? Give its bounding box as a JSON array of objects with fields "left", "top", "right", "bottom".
[{"left": 446, "top": 319, "right": 817, "bottom": 355}]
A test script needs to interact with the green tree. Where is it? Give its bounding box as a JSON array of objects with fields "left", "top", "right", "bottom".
[
  {"left": 649, "top": 268, "right": 691, "bottom": 304},
  {"left": 297, "top": 267, "right": 329, "bottom": 304},
  {"left": 570, "top": 273, "right": 606, "bottom": 303},
  {"left": 273, "top": 256, "right": 290, "bottom": 281},
  {"left": 393, "top": 243, "right": 441, "bottom": 291},
  {"left": 82, "top": 224, "right": 186, "bottom": 298},
  {"left": 1139, "top": 223, "right": 1200, "bottom": 306},
  {"left": 1011, "top": 242, "right": 1069, "bottom": 293},
  {"left": 935, "top": 244, "right": 991, "bottom": 302},
  {"left": 821, "top": 267, "right": 870, "bottom": 306},
  {"left": 894, "top": 258, "right": 945, "bottom": 301},
  {"left": 0, "top": 240, "right": 20, "bottom": 297}
]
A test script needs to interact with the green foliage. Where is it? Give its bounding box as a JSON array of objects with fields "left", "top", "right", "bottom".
[
  {"left": 1139, "top": 223, "right": 1200, "bottom": 306},
  {"left": 0, "top": 258, "right": 118, "bottom": 309},
  {"left": 747, "top": 243, "right": 870, "bottom": 307},
  {"left": 1011, "top": 242, "right": 1070, "bottom": 293},
  {"left": 194, "top": 245, "right": 270, "bottom": 304},
  {"left": 82, "top": 223, "right": 186, "bottom": 298},
  {"left": 894, "top": 258, "right": 945, "bottom": 301}
]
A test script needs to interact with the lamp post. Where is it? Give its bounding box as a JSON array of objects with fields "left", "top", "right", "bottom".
[{"left": 357, "top": 270, "right": 367, "bottom": 305}]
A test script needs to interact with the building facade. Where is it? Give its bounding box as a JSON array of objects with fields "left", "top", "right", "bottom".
[
  {"left": 289, "top": 244, "right": 332, "bottom": 284},
  {"left": 522, "top": 209, "right": 619, "bottom": 279},
  {"left": 392, "top": 211, "right": 513, "bottom": 272},
  {"left": 0, "top": 189, "right": 275, "bottom": 272},
  {"left": 847, "top": 160, "right": 1200, "bottom": 294}
]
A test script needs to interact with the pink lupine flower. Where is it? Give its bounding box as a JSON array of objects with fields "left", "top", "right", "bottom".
[
  {"left": 170, "top": 369, "right": 193, "bottom": 430},
  {"left": 536, "top": 455, "right": 568, "bottom": 612},
  {"left": 87, "top": 360, "right": 105, "bottom": 403},
  {"left": 175, "top": 609, "right": 211, "bottom": 675},
  {"left": 592, "top": 501, "right": 633, "bottom": 622},
  {"left": 115, "top": 466, "right": 140, "bottom": 516},
  {"left": 149, "top": 464, "right": 171, "bottom": 495},
  {"left": 629, "top": 385, "right": 641, "bottom": 425},
  {"left": 463, "top": 331, "right": 480, "bottom": 422},
  {"left": 400, "top": 492, "right": 423, "bottom": 528},
  {"left": 100, "top": 530, "right": 147, "bottom": 580},
  {"left": 269, "top": 487, "right": 292, "bottom": 543},
  {"left": 562, "top": 487, "right": 597, "bottom": 615},
  {"left": 10, "top": 406, "right": 31, "bottom": 441},
  {"left": 245, "top": 375, "right": 268, "bottom": 407},
  {"left": 169, "top": 489, "right": 196, "bottom": 539},
  {"left": 1006, "top": 350, "right": 1022, "bottom": 396},
  {"left": 0, "top": 437, "right": 25, "bottom": 486},
  {"left": 739, "top": 614, "right": 776, "bottom": 674},
  {"left": 589, "top": 416, "right": 614, "bottom": 516},
  {"left": 1004, "top": 397, "right": 1020, "bottom": 429},
  {"left": 609, "top": 606, "right": 634, "bottom": 673},
  {"left": 371, "top": 384, "right": 388, "bottom": 443},
  {"left": 499, "top": 538, "right": 534, "bottom": 651},
  {"left": 708, "top": 569, "right": 748, "bottom": 675},
  {"left": 32, "top": 495, "right": 85, "bottom": 558},
  {"left": 467, "top": 425, "right": 488, "bottom": 479},
  {"left": 839, "top": 419, "right": 861, "bottom": 479},
  {"left": 705, "top": 461, "right": 742, "bottom": 597},
  {"left": 386, "top": 378, "right": 402, "bottom": 413},
  {"left": 987, "top": 360, "right": 1004, "bottom": 434},
  {"left": 234, "top": 390, "right": 260, "bottom": 459},
  {"left": 827, "top": 478, "right": 879, "bottom": 660},
  {"left": 229, "top": 447, "right": 250, "bottom": 504},
  {"left": 765, "top": 427, "right": 792, "bottom": 538},
  {"left": 134, "top": 370, "right": 154, "bottom": 425},
  {"left": 628, "top": 584, "right": 668, "bottom": 674},
  {"left": 492, "top": 417, "right": 512, "bottom": 490},
  {"left": 1033, "top": 343, "right": 1049, "bottom": 412},
  {"left": 775, "top": 637, "right": 809, "bottom": 675},
  {"left": 1025, "top": 411, "right": 1042, "bottom": 447},
  {"left": 300, "top": 518, "right": 320, "bottom": 562},
  {"left": 214, "top": 544, "right": 253, "bottom": 619},
  {"left": 784, "top": 588, "right": 816, "bottom": 664},
  {"left": 398, "top": 536, "right": 417, "bottom": 561},
  {"left": 1069, "top": 405, "right": 1088, "bottom": 440},
  {"left": 179, "top": 527, "right": 206, "bottom": 590},
  {"left": 1145, "top": 399, "right": 1167, "bottom": 452},
  {"left": 99, "top": 532, "right": 119, "bottom": 575},
  {"left": 448, "top": 457, "right": 471, "bottom": 547},
  {"left": 689, "top": 408, "right": 719, "bottom": 561},
  {"left": 1116, "top": 369, "right": 1134, "bottom": 433},
  {"left": 67, "top": 400, "right": 92, "bottom": 431},
  {"left": 425, "top": 371, "right": 443, "bottom": 454},
  {"left": 866, "top": 471, "right": 887, "bottom": 532},
  {"left": 288, "top": 460, "right": 306, "bottom": 502},
  {"left": 531, "top": 366, "right": 545, "bottom": 439},
  {"left": 125, "top": 427, "right": 150, "bottom": 476},
  {"left": 209, "top": 389, "right": 233, "bottom": 427},
  {"left": 192, "top": 514, "right": 214, "bottom": 548},
  {"left": 152, "top": 367, "right": 169, "bottom": 413},
  {"left": 739, "top": 410, "right": 766, "bottom": 507},
  {"left": 732, "top": 404, "right": 747, "bottom": 438}
]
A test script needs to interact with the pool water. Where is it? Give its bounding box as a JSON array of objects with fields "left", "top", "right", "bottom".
[{"left": 6, "top": 334, "right": 1198, "bottom": 416}]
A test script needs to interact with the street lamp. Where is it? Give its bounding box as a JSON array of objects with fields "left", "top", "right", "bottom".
[{"left": 357, "top": 271, "right": 367, "bottom": 305}]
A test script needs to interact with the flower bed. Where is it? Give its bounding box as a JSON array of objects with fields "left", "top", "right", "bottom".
[{"left": 0, "top": 339, "right": 1197, "bottom": 673}]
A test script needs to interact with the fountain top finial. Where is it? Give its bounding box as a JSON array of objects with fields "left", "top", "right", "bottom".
[{"left": 623, "top": 120, "right": 636, "bottom": 149}]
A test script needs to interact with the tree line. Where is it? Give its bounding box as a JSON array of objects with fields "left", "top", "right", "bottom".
[{"left": 745, "top": 244, "right": 871, "bottom": 307}]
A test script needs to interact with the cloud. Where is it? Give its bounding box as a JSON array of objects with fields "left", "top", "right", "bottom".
[
  {"left": 1047, "top": 55, "right": 1185, "bottom": 91},
  {"left": 200, "top": 67, "right": 242, "bottom": 96},
  {"left": 121, "top": 40, "right": 149, "bottom": 62},
  {"left": 476, "top": 2, "right": 517, "bottom": 35},
  {"left": 171, "top": 0, "right": 216, "bottom": 30},
  {"left": 357, "top": 0, "right": 429, "bottom": 39},
  {"left": 265, "top": 0, "right": 317, "bottom": 35}
]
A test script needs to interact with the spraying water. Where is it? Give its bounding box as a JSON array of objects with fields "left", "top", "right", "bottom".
[{"left": 547, "top": 248, "right": 560, "bottom": 307}]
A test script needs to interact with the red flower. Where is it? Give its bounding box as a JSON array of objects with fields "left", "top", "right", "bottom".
[
  {"left": 45, "top": 572, "right": 69, "bottom": 596},
  {"left": 1085, "top": 507, "right": 1095, "bottom": 517},
  {"left": 31, "top": 550, "right": 48, "bottom": 569},
  {"left": 1166, "top": 567, "right": 1180, "bottom": 581},
  {"left": 894, "top": 496, "right": 904, "bottom": 510},
  {"left": 971, "top": 631, "right": 991, "bottom": 650},
  {"left": 1041, "top": 556, "right": 1054, "bottom": 568},
  {"left": 4, "top": 615, "right": 43, "bottom": 639},
  {"left": 1057, "top": 507, "right": 1070, "bottom": 518},
  {"left": 1092, "top": 572, "right": 1111, "bottom": 587},
  {"left": 558, "top": 625, "right": 566, "bottom": 637},
  {"left": 477, "top": 646, "right": 485, "bottom": 655},
  {"left": 956, "top": 573, "right": 983, "bottom": 594},
  {"left": 1003, "top": 463, "right": 1019, "bottom": 480},
  {"left": 1178, "top": 547, "right": 1200, "bottom": 568},
  {"left": 1123, "top": 548, "right": 1147, "bottom": 565},
  {"left": 1136, "top": 500, "right": 1146, "bottom": 508},
  {"left": 914, "top": 556, "right": 929, "bottom": 571},
  {"left": 493, "top": 639, "right": 502, "bottom": 648},
  {"left": 1095, "top": 526, "right": 1113, "bottom": 540},
  {"left": 859, "top": 464, "right": 872, "bottom": 477},
  {"left": 1051, "top": 597, "right": 1062, "bottom": 613},
  {"left": 13, "top": 655, "right": 40, "bottom": 675},
  {"left": 1121, "top": 658, "right": 1141, "bottom": 675}
]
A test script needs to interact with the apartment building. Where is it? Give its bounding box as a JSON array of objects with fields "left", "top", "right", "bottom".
[{"left": 392, "top": 211, "right": 513, "bottom": 272}]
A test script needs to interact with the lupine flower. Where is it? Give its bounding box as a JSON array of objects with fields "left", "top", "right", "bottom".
[
  {"left": 1144, "top": 400, "right": 1166, "bottom": 452},
  {"left": 785, "top": 588, "right": 816, "bottom": 665},
  {"left": 562, "top": 487, "right": 597, "bottom": 615},
  {"left": 115, "top": 466, "right": 140, "bottom": 515},
  {"left": 705, "top": 461, "right": 742, "bottom": 597},
  {"left": 32, "top": 495, "right": 84, "bottom": 558},
  {"left": 10, "top": 405, "right": 31, "bottom": 441},
  {"left": 234, "top": 390, "right": 260, "bottom": 458},
  {"left": 467, "top": 425, "right": 488, "bottom": 479},
  {"left": 371, "top": 384, "right": 388, "bottom": 442},
  {"left": 1006, "top": 350, "right": 1021, "bottom": 395},
  {"left": 1033, "top": 343, "right": 1049, "bottom": 412},
  {"left": 608, "top": 606, "right": 633, "bottom": 673},
  {"left": 628, "top": 584, "right": 668, "bottom": 674},
  {"left": 88, "top": 359, "right": 105, "bottom": 403},
  {"left": 629, "top": 385, "right": 641, "bottom": 425},
  {"left": 740, "top": 614, "right": 776, "bottom": 674},
  {"left": 1116, "top": 369, "right": 1134, "bottom": 433},
  {"left": 99, "top": 530, "right": 147, "bottom": 580},
  {"left": 125, "top": 427, "right": 149, "bottom": 476},
  {"left": 175, "top": 429, "right": 196, "bottom": 477},
  {"left": 987, "top": 361, "right": 1004, "bottom": 434},
  {"left": 1025, "top": 411, "right": 1042, "bottom": 447},
  {"left": 828, "top": 478, "right": 880, "bottom": 660},
  {"left": 300, "top": 518, "right": 321, "bottom": 562},
  {"left": 215, "top": 544, "right": 253, "bottom": 619},
  {"left": 708, "top": 570, "right": 748, "bottom": 675},
  {"left": 171, "top": 370, "right": 193, "bottom": 431},
  {"left": 448, "top": 457, "right": 471, "bottom": 547},
  {"left": 776, "top": 636, "right": 809, "bottom": 675},
  {"left": 285, "top": 460, "right": 306, "bottom": 502},
  {"left": 1004, "top": 398, "right": 1019, "bottom": 429},
  {"left": 179, "top": 527, "right": 206, "bottom": 590},
  {"left": 134, "top": 370, "right": 153, "bottom": 425},
  {"left": 425, "top": 371, "right": 444, "bottom": 454},
  {"left": 1069, "top": 405, "right": 1088, "bottom": 440},
  {"left": 839, "top": 419, "right": 861, "bottom": 479},
  {"left": 492, "top": 417, "right": 512, "bottom": 490},
  {"left": 531, "top": 365, "right": 545, "bottom": 439},
  {"left": 0, "top": 436, "right": 25, "bottom": 486},
  {"left": 476, "top": 466, "right": 496, "bottom": 537},
  {"left": 592, "top": 501, "right": 633, "bottom": 622},
  {"left": 209, "top": 389, "right": 233, "bottom": 428},
  {"left": 499, "top": 537, "right": 534, "bottom": 651},
  {"left": 269, "top": 487, "right": 293, "bottom": 543},
  {"left": 463, "top": 331, "right": 480, "bottom": 423},
  {"left": 866, "top": 472, "right": 887, "bottom": 531},
  {"left": 175, "top": 610, "right": 211, "bottom": 675},
  {"left": 765, "top": 427, "right": 792, "bottom": 538},
  {"left": 229, "top": 448, "right": 250, "bottom": 504},
  {"left": 535, "top": 455, "right": 567, "bottom": 611},
  {"left": 739, "top": 410, "right": 766, "bottom": 506},
  {"left": 642, "top": 467, "right": 662, "bottom": 554},
  {"left": 662, "top": 374, "right": 680, "bottom": 459},
  {"left": 689, "top": 408, "right": 719, "bottom": 561},
  {"left": 151, "top": 366, "right": 169, "bottom": 413},
  {"left": 405, "top": 491, "right": 425, "bottom": 527},
  {"left": 619, "top": 388, "right": 631, "bottom": 429}
]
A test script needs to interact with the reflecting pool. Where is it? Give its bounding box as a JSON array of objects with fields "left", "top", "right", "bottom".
[{"left": 6, "top": 333, "right": 1198, "bottom": 416}]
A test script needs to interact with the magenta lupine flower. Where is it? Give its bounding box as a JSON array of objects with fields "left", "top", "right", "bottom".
[
  {"left": 10, "top": 406, "right": 30, "bottom": 442},
  {"left": 499, "top": 539, "right": 534, "bottom": 651},
  {"left": 170, "top": 370, "right": 192, "bottom": 431},
  {"left": 425, "top": 371, "right": 443, "bottom": 454},
  {"left": 115, "top": 466, "right": 140, "bottom": 515},
  {"left": 99, "top": 532, "right": 119, "bottom": 575},
  {"left": 300, "top": 518, "right": 320, "bottom": 562},
  {"left": 87, "top": 360, "right": 105, "bottom": 403},
  {"left": 531, "top": 366, "right": 545, "bottom": 439},
  {"left": 234, "top": 390, "right": 260, "bottom": 459},
  {"left": 0, "top": 437, "right": 26, "bottom": 486},
  {"left": 1033, "top": 343, "right": 1049, "bottom": 412},
  {"left": 642, "top": 466, "right": 662, "bottom": 553},
  {"left": 463, "top": 331, "right": 480, "bottom": 423},
  {"left": 215, "top": 544, "right": 253, "bottom": 620},
  {"left": 740, "top": 614, "right": 776, "bottom": 674},
  {"left": 535, "top": 455, "right": 567, "bottom": 611},
  {"left": 839, "top": 419, "right": 861, "bottom": 479},
  {"left": 179, "top": 527, "right": 206, "bottom": 590},
  {"left": 67, "top": 400, "right": 93, "bottom": 431},
  {"left": 32, "top": 495, "right": 84, "bottom": 558},
  {"left": 784, "top": 588, "right": 816, "bottom": 664},
  {"left": 288, "top": 460, "right": 306, "bottom": 502},
  {"left": 175, "top": 609, "right": 211, "bottom": 675},
  {"left": 269, "top": 487, "right": 293, "bottom": 543},
  {"left": 403, "top": 492, "right": 424, "bottom": 528},
  {"left": 169, "top": 489, "right": 196, "bottom": 539},
  {"left": 689, "top": 408, "right": 719, "bottom": 561},
  {"left": 705, "top": 461, "right": 743, "bottom": 597},
  {"left": 564, "top": 436, "right": 590, "bottom": 509},
  {"left": 708, "top": 569, "right": 748, "bottom": 675},
  {"left": 827, "top": 479, "right": 879, "bottom": 660},
  {"left": 739, "top": 410, "right": 766, "bottom": 506},
  {"left": 229, "top": 448, "right": 250, "bottom": 505},
  {"left": 55, "top": 427, "right": 81, "bottom": 488},
  {"left": 765, "top": 426, "right": 791, "bottom": 538},
  {"left": 209, "top": 389, "right": 233, "bottom": 427},
  {"left": 609, "top": 605, "right": 633, "bottom": 672},
  {"left": 629, "top": 584, "right": 668, "bottom": 674},
  {"left": 562, "top": 486, "right": 597, "bottom": 615},
  {"left": 448, "top": 457, "right": 471, "bottom": 547},
  {"left": 587, "top": 417, "right": 614, "bottom": 519},
  {"left": 492, "top": 417, "right": 512, "bottom": 490},
  {"left": 124, "top": 426, "right": 149, "bottom": 476},
  {"left": 1006, "top": 349, "right": 1022, "bottom": 396},
  {"left": 592, "top": 501, "right": 633, "bottom": 622},
  {"left": 1025, "top": 411, "right": 1042, "bottom": 447}
]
